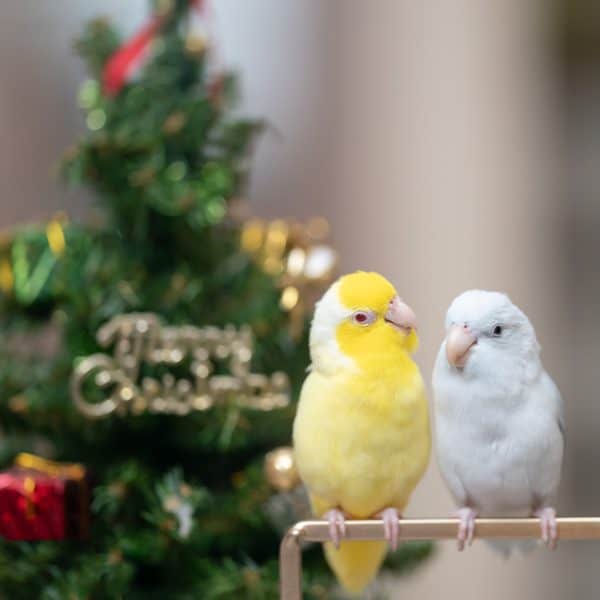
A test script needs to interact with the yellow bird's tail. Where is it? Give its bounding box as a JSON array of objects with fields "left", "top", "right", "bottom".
[{"left": 323, "top": 539, "right": 387, "bottom": 595}]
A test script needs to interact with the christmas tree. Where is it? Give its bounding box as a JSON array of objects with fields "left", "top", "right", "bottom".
[{"left": 0, "top": 1, "right": 432, "bottom": 597}]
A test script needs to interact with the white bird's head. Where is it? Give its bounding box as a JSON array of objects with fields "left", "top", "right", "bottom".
[{"left": 442, "top": 290, "right": 540, "bottom": 379}]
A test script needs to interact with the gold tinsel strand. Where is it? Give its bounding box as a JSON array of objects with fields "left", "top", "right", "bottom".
[
  {"left": 0, "top": 258, "right": 13, "bottom": 294},
  {"left": 0, "top": 213, "right": 68, "bottom": 300}
]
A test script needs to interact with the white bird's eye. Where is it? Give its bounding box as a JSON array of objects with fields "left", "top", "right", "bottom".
[
  {"left": 351, "top": 310, "right": 376, "bottom": 326},
  {"left": 492, "top": 325, "right": 503, "bottom": 337}
]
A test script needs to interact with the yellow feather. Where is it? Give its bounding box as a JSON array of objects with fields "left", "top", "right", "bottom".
[
  {"left": 324, "top": 540, "right": 388, "bottom": 595},
  {"left": 309, "top": 492, "right": 388, "bottom": 595},
  {"left": 293, "top": 271, "right": 431, "bottom": 594}
]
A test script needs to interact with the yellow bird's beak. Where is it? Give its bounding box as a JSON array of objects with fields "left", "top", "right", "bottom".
[
  {"left": 384, "top": 296, "right": 417, "bottom": 334},
  {"left": 445, "top": 324, "right": 477, "bottom": 367}
]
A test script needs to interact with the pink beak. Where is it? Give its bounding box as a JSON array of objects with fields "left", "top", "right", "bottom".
[
  {"left": 385, "top": 296, "right": 417, "bottom": 333},
  {"left": 445, "top": 324, "right": 477, "bottom": 367}
]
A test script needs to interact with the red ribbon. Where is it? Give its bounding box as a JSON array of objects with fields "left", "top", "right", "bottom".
[
  {"left": 102, "top": 16, "right": 163, "bottom": 97},
  {"left": 102, "top": 0, "right": 208, "bottom": 97}
]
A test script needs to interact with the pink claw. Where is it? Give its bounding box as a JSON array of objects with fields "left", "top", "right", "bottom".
[
  {"left": 378, "top": 507, "right": 401, "bottom": 551},
  {"left": 456, "top": 507, "right": 477, "bottom": 551},
  {"left": 324, "top": 508, "right": 346, "bottom": 548},
  {"left": 535, "top": 506, "right": 558, "bottom": 550}
]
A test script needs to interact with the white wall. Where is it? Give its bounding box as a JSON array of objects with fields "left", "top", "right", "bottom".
[{"left": 0, "top": 1, "right": 144, "bottom": 225}]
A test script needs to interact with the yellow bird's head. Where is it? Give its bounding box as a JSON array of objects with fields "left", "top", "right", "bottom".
[{"left": 309, "top": 271, "right": 419, "bottom": 373}]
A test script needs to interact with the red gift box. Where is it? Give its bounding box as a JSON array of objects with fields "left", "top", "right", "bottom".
[{"left": 0, "top": 453, "right": 90, "bottom": 541}]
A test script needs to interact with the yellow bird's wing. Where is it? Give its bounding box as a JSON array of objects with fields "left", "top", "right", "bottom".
[{"left": 294, "top": 369, "right": 430, "bottom": 518}]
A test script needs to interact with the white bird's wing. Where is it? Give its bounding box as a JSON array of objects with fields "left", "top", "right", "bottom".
[
  {"left": 540, "top": 369, "right": 565, "bottom": 441},
  {"left": 526, "top": 369, "right": 564, "bottom": 507},
  {"left": 486, "top": 370, "right": 565, "bottom": 558}
]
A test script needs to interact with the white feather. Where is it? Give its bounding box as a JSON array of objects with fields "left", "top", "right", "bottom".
[
  {"left": 308, "top": 281, "right": 357, "bottom": 375},
  {"left": 433, "top": 290, "right": 564, "bottom": 555}
]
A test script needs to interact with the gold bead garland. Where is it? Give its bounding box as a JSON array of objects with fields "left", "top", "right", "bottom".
[{"left": 71, "top": 313, "right": 290, "bottom": 419}]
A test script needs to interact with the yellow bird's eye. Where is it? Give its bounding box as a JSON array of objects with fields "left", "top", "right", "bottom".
[{"left": 351, "top": 310, "right": 376, "bottom": 326}]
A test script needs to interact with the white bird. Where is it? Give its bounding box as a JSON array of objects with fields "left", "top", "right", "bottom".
[{"left": 432, "top": 290, "right": 564, "bottom": 553}]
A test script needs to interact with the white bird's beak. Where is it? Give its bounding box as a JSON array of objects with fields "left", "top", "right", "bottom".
[
  {"left": 385, "top": 296, "right": 417, "bottom": 333},
  {"left": 445, "top": 324, "right": 477, "bottom": 368}
]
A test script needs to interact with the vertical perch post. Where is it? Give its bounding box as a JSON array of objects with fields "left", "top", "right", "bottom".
[{"left": 279, "top": 524, "right": 303, "bottom": 600}]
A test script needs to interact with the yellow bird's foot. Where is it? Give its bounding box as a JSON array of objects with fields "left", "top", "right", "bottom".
[
  {"left": 376, "top": 507, "right": 401, "bottom": 551},
  {"left": 455, "top": 507, "right": 477, "bottom": 551},
  {"left": 323, "top": 508, "right": 346, "bottom": 549},
  {"left": 534, "top": 506, "right": 558, "bottom": 550}
]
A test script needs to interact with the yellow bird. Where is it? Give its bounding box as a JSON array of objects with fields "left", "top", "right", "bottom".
[{"left": 293, "top": 271, "right": 431, "bottom": 595}]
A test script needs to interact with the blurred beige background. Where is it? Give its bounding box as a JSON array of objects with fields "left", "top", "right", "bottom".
[{"left": 1, "top": 0, "right": 599, "bottom": 598}]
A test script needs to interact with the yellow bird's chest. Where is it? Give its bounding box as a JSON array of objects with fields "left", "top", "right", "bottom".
[{"left": 293, "top": 368, "right": 431, "bottom": 517}]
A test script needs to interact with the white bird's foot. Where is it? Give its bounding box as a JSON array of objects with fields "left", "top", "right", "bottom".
[
  {"left": 377, "top": 507, "right": 401, "bottom": 551},
  {"left": 535, "top": 506, "right": 558, "bottom": 550},
  {"left": 455, "top": 507, "right": 477, "bottom": 551},
  {"left": 323, "top": 508, "right": 346, "bottom": 549}
]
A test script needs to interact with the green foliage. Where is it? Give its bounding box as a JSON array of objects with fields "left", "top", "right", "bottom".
[
  {"left": 73, "top": 18, "right": 120, "bottom": 78},
  {"left": 0, "top": 2, "right": 432, "bottom": 597}
]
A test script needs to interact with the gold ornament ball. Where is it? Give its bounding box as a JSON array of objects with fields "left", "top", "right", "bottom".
[
  {"left": 185, "top": 34, "right": 206, "bottom": 56},
  {"left": 264, "top": 446, "right": 300, "bottom": 491},
  {"left": 163, "top": 111, "right": 187, "bottom": 135},
  {"left": 156, "top": 0, "right": 175, "bottom": 17}
]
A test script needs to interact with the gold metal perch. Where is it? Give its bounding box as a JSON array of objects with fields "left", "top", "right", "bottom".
[{"left": 280, "top": 517, "right": 600, "bottom": 600}]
